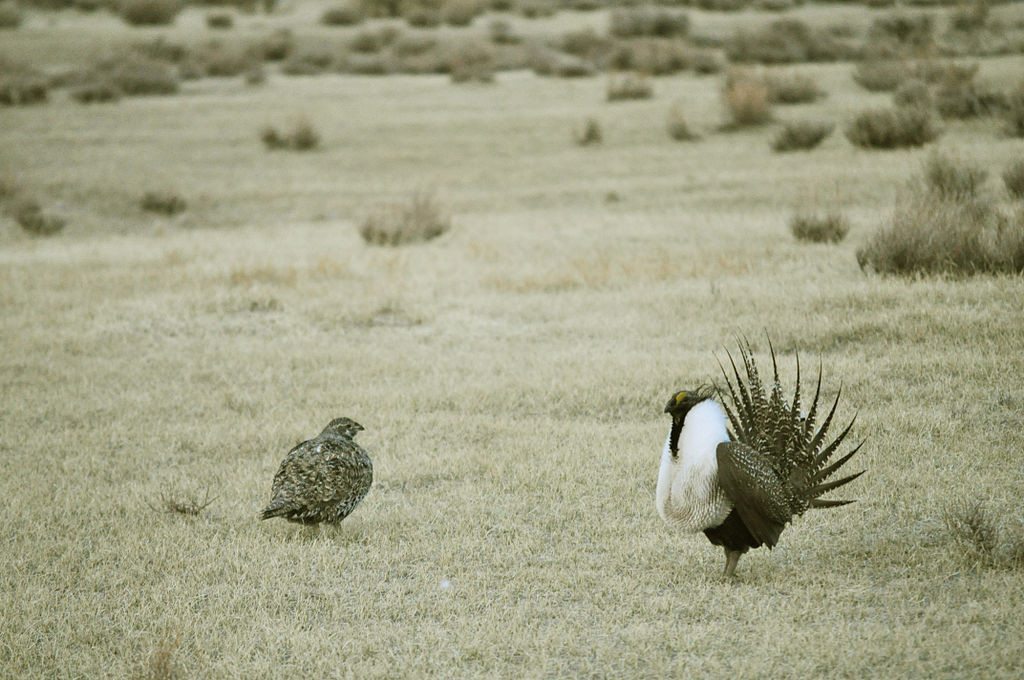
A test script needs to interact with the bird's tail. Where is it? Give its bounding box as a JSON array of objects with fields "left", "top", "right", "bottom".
[
  {"left": 717, "top": 335, "right": 866, "bottom": 515},
  {"left": 260, "top": 498, "right": 291, "bottom": 521}
]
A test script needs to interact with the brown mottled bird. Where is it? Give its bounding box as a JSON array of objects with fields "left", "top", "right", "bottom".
[
  {"left": 261, "top": 417, "right": 373, "bottom": 525},
  {"left": 657, "top": 339, "right": 865, "bottom": 577}
]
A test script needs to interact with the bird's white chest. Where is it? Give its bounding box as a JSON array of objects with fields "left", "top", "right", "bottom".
[{"left": 656, "top": 400, "right": 734, "bottom": 532}]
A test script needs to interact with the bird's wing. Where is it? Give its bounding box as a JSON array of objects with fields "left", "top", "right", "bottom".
[
  {"left": 270, "top": 439, "right": 312, "bottom": 496},
  {"left": 715, "top": 441, "right": 793, "bottom": 549},
  {"left": 316, "top": 439, "right": 373, "bottom": 501}
]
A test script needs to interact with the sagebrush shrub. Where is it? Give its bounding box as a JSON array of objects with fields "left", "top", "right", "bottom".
[
  {"left": 726, "top": 19, "right": 847, "bottom": 65},
  {"left": 441, "top": 0, "right": 482, "bottom": 27},
  {"left": 666, "top": 104, "right": 698, "bottom": 142},
  {"left": 530, "top": 50, "right": 595, "bottom": 79},
  {"left": 141, "top": 191, "right": 187, "bottom": 216},
  {"left": 259, "top": 29, "right": 294, "bottom": 62},
  {"left": 1004, "top": 84, "right": 1024, "bottom": 137},
  {"left": 359, "top": 191, "right": 451, "bottom": 246},
  {"left": 405, "top": 7, "right": 440, "bottom": 27},
  {"left": 281, "top": 51, "right": 335, "bottom": 76},
  {"left": 608, "top": 38, "right": 690, "bottom": 77},
  {"left": 71, "top": 79, "right": 121, "bottom": 104},
  {"left": 893, "top": 79, "right": 931, "bottom": 108},
  {"left": 261, "top": 118, "right": 320, "bottom": 151},
  {"left": 722, "top": 72, "right": 772, "bottom": 127},
  {"left": 607, "top": 72, "right": 653, "bottom": 102},
  {"left": 0, "top": 74, "right": 48, "bottom": 106},
  {"left": 942, "top": 498, "right": 1023, "bottom": 570},
  {"left": 772, "top": 120, "right": 834, "bottom": 152},
  {"left": 923, "top": 152, "right": 987, "bottom": 199},
  {"left": 93, "top": 54, "right": 179, "bottom": 95},
  {"left": 206, "top": 12, "right": 233, "bottom": 29},
  {"left": 449, "top": 42, "right": 494, "bottom": 84},
  {"left": 690, "top": 49, "right": 723, "bottom": 75},
  {"left": 0, "top": 1, "right": 23, "bottom": 29},
  {"left": 10, "top": 198, "right": 65, "bottom": 236},
  {"left": 845, "top": 106, "right": 939, "bottom": 149},
  {"left": 865, "top": 12, "right": 934, "bottom": 54},
  {"left": 489, "top": 19, "right": 519, "bottom": 45},
  {"left": 1003, "top": 160, "right": 1024, "bottom": 199},
  {"left": 763, "top": 72, "right": 823, "bottom": 104},
  {"left": 119, "top": 0, "right": 182, "bottom": 26},
  {"left": 321, "top": 4, "right": 364, "bottom": 26},
  {"left": 575, "top": 117, "right": 602, "bottom": 146},
  {"left": 857, "top": 194, "right": 1024, "bottom": 276},
  {"left": 609, "top": 7, "right": 689, "bottom": 39},
  {"left": 852, "top": 59, "right": 907, "bottom": 92},
  {"left": 789, "top": 211, "right": 850, "bottom": 243},
  {"left": 935, "top": 78, "right": 1007, "bottom": 120}
]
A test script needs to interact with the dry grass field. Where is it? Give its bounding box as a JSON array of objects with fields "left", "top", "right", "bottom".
[{"left": 3, "top": 1, "right": 1024, "bottom": 677}]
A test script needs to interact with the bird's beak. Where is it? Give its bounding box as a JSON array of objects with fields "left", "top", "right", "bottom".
[{"left": 664, "top": 398, "right": 676, "bottom": 414}]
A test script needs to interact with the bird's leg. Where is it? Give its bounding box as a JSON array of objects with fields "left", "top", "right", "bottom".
[{"left": 723, "top": 549, "right": 742, "bottom": 578}]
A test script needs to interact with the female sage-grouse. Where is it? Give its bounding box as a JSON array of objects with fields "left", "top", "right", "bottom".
[
  {"left": 658, "top": 339, "right": 865, "bottom": 577},
  {"left": 261, "top": 417, "right": 373, "bottom": 525}
]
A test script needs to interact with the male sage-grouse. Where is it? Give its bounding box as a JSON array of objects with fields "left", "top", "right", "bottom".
[
  {"left": 261, "top": 417, "right": 373, "bottom": 525},
  {"left": 658, "top": 340, "right": 865, "bottom": 577}
]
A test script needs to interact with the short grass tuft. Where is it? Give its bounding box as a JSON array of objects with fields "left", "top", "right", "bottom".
[
  {"left": 260, "top": 118, "right": 320, "bottom": 151},
  {"left": 359, "top": 191, "right": 451, "bottom": 246},
  {"left": 574, "top": 117, "right": 603, "bottom": 146},
  {"left": 943, "top": 498, "right": 1024, "bottom": 570},
  {"left": 772, "top": 120, "right": 833, "bottom": 152},
  {"left": 141, "top": 191, "right": 187, "bottom": 216},
  {"left": 666, "top": 104, "right": 699, "bottom": 142},
  {"left": 789, "top": 210, "right": 850, "bottom": 243},
  {"left": 606, "top": 72, "right": 653, "bottom": 102}
]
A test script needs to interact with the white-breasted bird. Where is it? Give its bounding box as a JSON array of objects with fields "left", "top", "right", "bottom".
[{"left": 657, "top": 340, "right": 865, "bottom": 577}]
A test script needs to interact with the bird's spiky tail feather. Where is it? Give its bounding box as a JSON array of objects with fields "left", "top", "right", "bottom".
[
  {"left": 716, "top": 335, "right": 865, "bottom": 515},
  {"left": 260, "top": 498, "right": 291, "bottom": 521}
]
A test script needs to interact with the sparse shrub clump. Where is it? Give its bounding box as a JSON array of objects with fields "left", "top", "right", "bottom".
[
  {"left": 206, "top": 12, "right": 234, "bottom": 29},
  {"left": 1003, "top": 160, "right": 1024, "bottom": 200},
  {"left": 772, "top": 120, "right": 833, "bottom": 152},
  {"left": 845, "top": 106, "right": 939, "bottom": 149},
  {"left": 261, "top": 118, "right": 320, "bottom": 151},
  {"left": 943, "top": 499, "right": 1024, "bottom": 569},
  {"left": 10, "top": 198, "right": 66, "bottom": 236},
  {"left": 0, "top": 2, "right": 23, "bottom": 29},
  {"left": 763, "top": 72, "right": 823, "bottom": 104},
  {"left": 607, "top": 72, "right": 653, "bottom": 102},
  {"left": 1002, "top": 84, "right": 1024, "bottom": 137},
  {"left": 575, "top": 117, "right": 602, "bottom": 146},
  {"left": 853, "top": 59, "right": 907, "bottom": 92},
  {"left": 321, "top": 3, "right": 364, "bottom": 26},
  {"left": 0, "top": 73, "right": 48, "bottom": 106},
  {"left": 722, "top": 71, "right": 772, "bottom": 127},
  {"left": 666, "top": 104, "right": 698, "bottom": 141},
  {"left": 259, "top": 29, "right": 294, "bottom": 62},
  {"left": 119, "top": 0, "right": 182, "bottom": 27},
  {"left": 449, "top": 42, "right": 495, "bottom": 84},
  {"left": 70, "top": 79, "right": 122, "bottom": 104},
  {"left": 789, "top": 211, "right": 850, "bottom": 243},
  {"left": 359, "top": 191, "right": 451, "bottom": 246},
  {"left": 865, "top": 12, "right": 934, "bottom": 54},
  {"left": 893, "top": 79, "right": 932, "bottom": 109},
  {"left": 441, "top": 0, "right": 483, "bottom": 27},
  {"left": 935, "top": 77, "right": 1007, "bottom": 120},
  {"left": 141, "top": 191, "right": 187, "bottom": 216},
  {"left": 726, "top": 19, "right": 847, "bottom": 65},
  {"left": 923, "top": 152, "right": 987, "bottom": 199},
  {"left": 609, "top": 7, "right": 689, "bottom": 39},
  {"left": 608, "top": 38, "right": 690, "bottom": 77}
]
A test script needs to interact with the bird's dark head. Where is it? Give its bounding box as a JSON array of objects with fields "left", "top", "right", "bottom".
[
  {"left": 664, "top": 386, "right": 715, "bottom": 423},
  {"left": 322, "top": 417, "right": 364, "bottom": 439}
]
